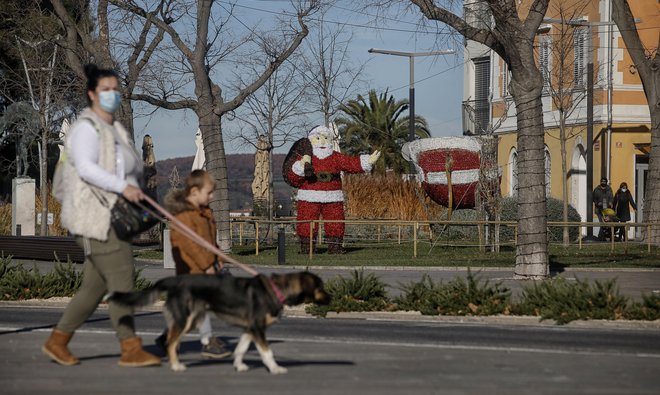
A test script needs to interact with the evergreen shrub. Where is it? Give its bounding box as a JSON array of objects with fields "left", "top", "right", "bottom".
[
  {"left": 0, "top": 256, "right": 151, "bottom": 300},
  {"left": 499, "top": 197, "right": 582, "bottom": 242},
  {"left": 394, "top": 269, "right": 511, "bottom": 316},
  {"left": 516, "top": 277, "right": 628, "bottom": 324},
  {"left": 306, "top": 269, "right": 391, "bottom": 317},
  {"left": 624, "top": 292, "right": 660, "bottom": 321}
]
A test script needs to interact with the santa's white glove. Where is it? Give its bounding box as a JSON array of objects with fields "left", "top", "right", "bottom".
[
  {"left": 368, "top": 150, "right": 381, "bottom": 165},
  {"left": 292, "top": 154, "right": 312, "bottom": 177}
]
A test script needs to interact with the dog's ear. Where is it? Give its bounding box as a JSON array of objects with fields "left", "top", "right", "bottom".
[{"left": 300, "top": 272, "right": 331, "bottom": 305}]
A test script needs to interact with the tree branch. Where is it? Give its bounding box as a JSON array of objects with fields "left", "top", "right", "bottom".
[
  {"left": 217, "top": 4, "right": 314, "bottom": 114},
  {"left": 109, "top": 0, "right": 195, "bottom": 62},
  {"left": 409, "top": 0, "right": 499, "bottom": 49},
  {"left": 131, "top": 93, "right": 197, "bottom": 111}
]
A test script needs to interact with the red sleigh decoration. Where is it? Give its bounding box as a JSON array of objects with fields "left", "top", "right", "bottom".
[{"left": 402, "top": 137, "right": 499, "bottom": 210}]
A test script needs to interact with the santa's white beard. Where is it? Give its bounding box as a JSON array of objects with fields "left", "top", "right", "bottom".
[{"left": 313, "top": 145, "right": 333, "bottom": 159}]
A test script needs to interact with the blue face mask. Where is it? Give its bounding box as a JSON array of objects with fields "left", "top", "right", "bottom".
[{"left": 99, "top": 90, "right": 121, "bottom": 113}]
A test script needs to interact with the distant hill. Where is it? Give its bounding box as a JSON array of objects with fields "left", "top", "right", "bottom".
[{"left": 155, "top": 153, "right": 294, "bottom": 214}]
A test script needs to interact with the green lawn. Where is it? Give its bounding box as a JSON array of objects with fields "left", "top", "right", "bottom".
[{"left": 134, "top": 241, "right": 660, "bottom": 269}]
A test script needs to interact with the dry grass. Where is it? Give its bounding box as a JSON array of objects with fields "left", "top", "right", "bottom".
[
  {"left": 0, "top": 204, "right": 11, "bottom": 235},
  {"left": 343, "top": 173, "right": 446, "bottom": 221},
  {"left": 35, "top": 185, "right": 67, "bottom": 236}
]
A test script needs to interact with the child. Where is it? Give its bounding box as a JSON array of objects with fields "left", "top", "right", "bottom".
[{"left": 157, "top": 169, "right": 230, "bottom": 358}]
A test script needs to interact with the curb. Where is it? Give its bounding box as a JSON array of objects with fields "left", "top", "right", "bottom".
[{"left": 3, "top": 299, "right": 658, "bottom": 331}]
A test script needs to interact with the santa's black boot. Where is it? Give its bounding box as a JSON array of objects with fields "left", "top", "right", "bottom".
[
  {"left": 300, "top": 237, "right": 316, "bottom": 254},
  {"left": 327, "top": 237, "right": 345, "bottom": 254}
]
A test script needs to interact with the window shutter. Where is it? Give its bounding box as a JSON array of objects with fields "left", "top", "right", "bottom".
[
  {"left": 574, "top": 28, "right": 586, "bottom": 87},
  {"left": 474, "top": 57, "right": 491, "bottom": 133}
]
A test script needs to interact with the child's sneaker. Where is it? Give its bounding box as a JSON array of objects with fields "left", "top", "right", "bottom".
[{"left": 201, "top": 337, "right": 231, "bottom": 359}]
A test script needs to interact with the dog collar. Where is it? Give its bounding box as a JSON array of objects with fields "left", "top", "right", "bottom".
[{"left": 269, "top": 279, "right": 287, "bottom": 304}]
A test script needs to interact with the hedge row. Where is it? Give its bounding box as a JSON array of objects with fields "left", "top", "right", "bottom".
[{"left": 306, "top": 269, "right": 660, "bottom": 324}]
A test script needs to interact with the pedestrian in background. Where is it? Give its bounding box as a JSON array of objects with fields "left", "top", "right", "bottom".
[
  {"left": 592, "top": 177, "right": 614, "bottom": 241},
  {"left": 613, "top": 182, "right": 637, "bottom": 241},
  {"left": 42, "top": 64, "right": 160, "bottom": 367}
]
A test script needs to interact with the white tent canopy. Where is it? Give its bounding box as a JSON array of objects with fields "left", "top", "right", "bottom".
[{"left": 192, "top": 128, "right": 206, "bottom": 170}]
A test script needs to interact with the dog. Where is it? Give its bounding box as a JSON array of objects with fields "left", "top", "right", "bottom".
[{"left": 105, "top": 271, "right": 330, "bottom": 373}]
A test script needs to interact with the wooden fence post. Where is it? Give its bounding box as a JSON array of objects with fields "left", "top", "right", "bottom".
[
  {"left": 309, "top": 222, "right": 314, "bottom": 260},
  {"left": 413, "top": 222, "right": 418, "bottom": 258},
  {"left": 255, "top": 221, "right": 259, "bottom": 256}
]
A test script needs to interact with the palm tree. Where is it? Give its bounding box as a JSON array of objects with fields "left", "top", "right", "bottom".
[{"left": 335, "top": 89, "right": 430, "bottom": 174}]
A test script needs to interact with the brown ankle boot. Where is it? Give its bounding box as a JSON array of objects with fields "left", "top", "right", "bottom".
[
  {"left": 118, "top": 337, "right": 161, "bottom": 367},
  {"left": 42, "top": 328, "right": 80, "bottom": 366}
]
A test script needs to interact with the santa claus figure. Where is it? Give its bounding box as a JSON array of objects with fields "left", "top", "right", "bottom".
[{"left": 283, "top": 125, "right": 380, "bottom": 254}]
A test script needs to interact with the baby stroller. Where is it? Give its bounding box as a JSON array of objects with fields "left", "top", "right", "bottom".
[{"left": 600, "top": 208, "right": 620, "bottom": 241}]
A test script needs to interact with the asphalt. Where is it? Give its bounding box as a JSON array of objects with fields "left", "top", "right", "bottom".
[{"left": 5, "top": 257, "right": 660, "bottom": 329}]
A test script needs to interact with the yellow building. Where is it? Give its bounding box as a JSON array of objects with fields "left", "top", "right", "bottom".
[{"left": 462, "top": 0, "right": 656, "bottom": 238}]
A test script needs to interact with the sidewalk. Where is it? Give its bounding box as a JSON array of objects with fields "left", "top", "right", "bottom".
[{"left": 12, "top": 257, "right": 660, "bottom": 301}]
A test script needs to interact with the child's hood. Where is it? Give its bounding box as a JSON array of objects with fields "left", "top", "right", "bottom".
[{"left": 164, "top": 188, "right": 195, "bottom": 215}]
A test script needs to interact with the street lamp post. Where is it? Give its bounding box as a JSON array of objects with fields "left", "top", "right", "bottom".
[{"left": 368, "top": 48, "right": 455, "bottom": 174}]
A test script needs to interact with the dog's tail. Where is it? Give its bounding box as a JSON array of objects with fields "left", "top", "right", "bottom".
[{"left": 103, "top": 277, "right": 178, "bottom": 308}]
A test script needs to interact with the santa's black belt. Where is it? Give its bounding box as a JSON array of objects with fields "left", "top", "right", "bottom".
[{"left": 315, "top": 172, "right": 341, "bottom": 182}]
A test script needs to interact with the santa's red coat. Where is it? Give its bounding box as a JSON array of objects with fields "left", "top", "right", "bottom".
[{"left": 288, "top": 151, "right": 371, "bottom": 238}]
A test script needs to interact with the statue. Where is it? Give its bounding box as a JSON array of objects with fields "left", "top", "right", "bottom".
[{"left": 283, "top": 125, "right": 380, "bottom": 254}]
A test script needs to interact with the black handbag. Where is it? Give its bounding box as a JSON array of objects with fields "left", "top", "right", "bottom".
[{"left": 110, "top": 196, "right": 159, "bottom": 241}]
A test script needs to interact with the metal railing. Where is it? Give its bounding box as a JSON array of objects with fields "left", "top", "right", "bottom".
[{"left": 229, "top": 217, "right": 658, "bottom": 258}]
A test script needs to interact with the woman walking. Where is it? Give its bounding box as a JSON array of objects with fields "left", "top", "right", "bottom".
[
  {"left": 42, "top": 64, "right": 160, "bottom": 367},
  {"left": 613, "top": 182, "right": 637, "bottom": 241}
]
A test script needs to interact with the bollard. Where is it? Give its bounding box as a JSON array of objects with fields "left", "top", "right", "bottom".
[
  {"left": 16, "top": 224, "right": 21, "bottom": 236},
  {"left": 277, "top": 226, "right": 286, "bottom": 265}
]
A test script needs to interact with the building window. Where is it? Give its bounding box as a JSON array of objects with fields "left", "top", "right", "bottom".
[
  {"left": 539, "top": 35, "right": 551, "bottom": 93},
  {"left": 573, "top": 27, "right": 587, "bottom": 88},
  {"left": 509, "top": 148, "right": 518, "bottom": 197},
  {"left": 474, "top": 57, "right": 491, "bottom": 134}
]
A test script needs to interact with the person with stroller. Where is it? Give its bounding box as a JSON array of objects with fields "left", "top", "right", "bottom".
[
  {"left": 613, "top": 182, "right": 637, "bottom": 241},
  {"left": 592, "top": 177, "right": 614, "bottom": 241}
]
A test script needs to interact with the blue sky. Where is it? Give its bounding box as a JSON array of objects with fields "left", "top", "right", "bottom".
[{"left": 132, "top": 1, "right": 464, "bottom": 160}]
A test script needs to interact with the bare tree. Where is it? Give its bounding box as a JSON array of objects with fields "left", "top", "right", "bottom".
[
  {"left": 612, "top": 0, "right": 660, "bottom": 245},
  {"left": 301, "top": 13, "right": 367, "bottom": 126},
  {"left": 398, "top": 0, "right": 550, "bottom": 278},
  {"left": 111, "top": 0, "right": 321, "bottom": 251},
  {"left": 233, "top": 53, "right": 311, "bottom": 242},
  {"left": 0, "top": 3, "right": 79, "bottom": 235},
  {"left": 50, "top": 0, "right": 166, "bottom": 141}
]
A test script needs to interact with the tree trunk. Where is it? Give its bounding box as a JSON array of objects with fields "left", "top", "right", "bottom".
[
  {"left": 645, "top": 105, "right": 660, "bottom": 244},
  {"left": 198, "top": 108, "right": 231, "bottom": 252},
  {"left": 511, "top": 72, "right": 549, "bottom": 278},
  {"left": 40, "top": 135, "right": 48, "bottom": 236},
  {"left": 559, "top": 112, "right": 569, "bottom": 246}
]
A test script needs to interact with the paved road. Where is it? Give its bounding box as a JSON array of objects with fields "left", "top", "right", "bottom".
[{"left": 1, "top": 306, "right": 659, "bottom": 395}]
